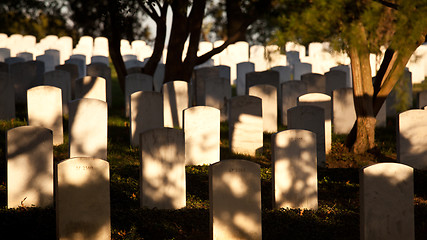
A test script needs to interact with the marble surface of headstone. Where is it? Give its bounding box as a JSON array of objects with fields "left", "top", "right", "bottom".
[
  {"left": 332, "top": 88, "right": 356, "bottom": 134},
  {"left": 44, "top": 70, "right": 72, "bottom": 115},
  {"left": 228, "top": 96, "right": 263, "bottom": 156},
  {"left": 184, "top": 106, "right": 220, "bottom": 165},
  {"left": 281, "top": 81, "right": 307, "bottom": 126},
  {"left": 0, "top": 72, "right": 15, "bottom": 120},
  {"left": 56, "top": 157, "right": 111, "bottom": 240},
  {"left": 418, "top": 90, "right": 427, "bottom": 108},
  {"left": 140, "top": 128, "right": 186, "bottom": 209},
  {"left": 272, "top": 129, "right": 317, "bottom": 209},
  {"left": 163, "top": 80, "right": 189, "bottom": 128},
  {"left": 125, "top": 73, "right": 153, "bottom": 117},
  {"left": 249, "top": 84, "right": 277, "bottom": 133},
  {"left": 69, "top": 98, "right": 108, "bottom": 160},
  {"left": 325, "top": 70, "right": 347, "bottom": 95},
  {"left": 36, "top": 54, "right": 55, "bottom": 73},
  {"left": 87, "top": 62, "right": 112, "bottom": 105},
  {"left": 56, "top": 63, "right": 79, "bottom": 99},
  {"left": 10, "top": 61, "right": 44, "bottom": 103},
  {"left": 330, "top": 65, "right": 352, "bottom": 87},
  {"left": 288, "top": 106, "right": 325, "bottom": 166},
  {"left": 0, "top": 48, "right": 10, "bottom": 61},
  {"left": 74, "top": 76, "right": 106, "bottom": 102},
  {"left": 301, "top": 73, "right": 326, "bottom": 94},
  {"left": 293, "top": 62, "right": 312, "bottom": 80},
  {"left": 45, "top": 49, "right": 60, "bottom": 69},
  {"left": 7, "top": 126, "right": 53, "bottom": 208},
  {"left": 271, "top": 66, "right": 292, "bottom": 83},
  {"left": 130, "top": 91, "right": 163, "bottom": 146},
  {"left": 16, "top": 52, "right": 33, "bottom": 61},
  {"left": 27, "top": 86, "right": 64, "bottom": 145},
  {"left": 236, "top": 62, "right": 255, "bottom": 96},
  {"left": 360, "top": 163, "right": 414, "bottom": 240},
  {"left": 397, "top": 109, "right": 427, "bottom": 169},
  {"left": 209, "top": 159, "right": 262, "bottom": 240},
  {"left": 91, "top": 55, "right": 109, "bottom": 66},
  {"left": 245, "top": 70, "right": 280, "bottom": 95},
  {"left": 65, "top": 57, "right": 86, "bottom": 79},
  {"left": 298, "top": 93, "right": 332, "bottom": 154}
]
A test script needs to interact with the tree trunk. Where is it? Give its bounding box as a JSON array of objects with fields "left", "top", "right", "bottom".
[
  {"left": 140, "top": 2, "right": 168, "bottom": 77},
  {"left": 107, "top": 0, "right": 126, "bottom": 93},
  {"left": 345, "top": 23, "right": 376, "bottom": 153}
]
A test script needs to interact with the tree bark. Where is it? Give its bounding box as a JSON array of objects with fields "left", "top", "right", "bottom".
[
  {"left": 139, "top": 0, "right": 168, "bottom": 77},
  {"left": 107, "top": 0, "right": 126, "bottom": 93},
  {"left": 345, "top": 23, "right": 376, "bottom": 153},
  {"left": 345, "top": 30, "right": 427, "bottom": 153}
]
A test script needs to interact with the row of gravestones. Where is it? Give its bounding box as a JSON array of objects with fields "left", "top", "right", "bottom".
[
  {"left": 6, "top": 123, "right": 416, "bottom": 239},
  {"left": 0, "top": 55, "right": 112, "bottom": 114},
  {"left": 3, "top": 66, "right": 422, "bottom": 240},
  {"left": 2, "top": 67, "right": 410, "bottom": 168},
  {"left": 11, "top": 77, "right": 427, "bottom": 170}
]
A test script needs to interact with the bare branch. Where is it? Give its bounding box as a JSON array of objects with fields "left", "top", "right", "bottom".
[
  {"left": 195, "top": 20, "right": 252, "bottom": 65},
  {"left": 373, "top": 0, "right": 399, "bottom": 10},
  {"left": 137, "top": 0, "right": 159, "bottom": 21}
]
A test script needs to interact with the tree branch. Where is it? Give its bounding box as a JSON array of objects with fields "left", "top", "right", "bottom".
[
  {"left": 137, "top": 0, "right": 159, "bottom": 21},
  {"left": 373, "top": 48, "right": 397, "bottom": 96},
  {"left": 373, "top": 0, "right": 399, "bottom": 10},
  {"left": 195, "top": 19, "right": 253, "bottom": 65}
]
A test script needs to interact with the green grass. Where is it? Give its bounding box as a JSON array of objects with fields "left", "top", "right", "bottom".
[{"left": 0, "top": 75, "right": 427, "bottom": 240}]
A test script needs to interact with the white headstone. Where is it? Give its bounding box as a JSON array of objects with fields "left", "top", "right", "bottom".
[
  {"left": 7, "top": 126, "right": 53, "bottom": 208},
  {"left": 130, "top": 91, "right": 164, "bottom": 146},
  {"left": 184, "top": 106, "right": 220, "bottom": 166},
  {"left": 0, "top": 72, "right": 15, "bottom": 120},
  {"left": 27, "top": 86, "right": 64, "bottom": 145},
  {"left": 66, "top": 56, "right": 86, "bottom": 78},
  {"left": 56, "top": 63, "right": 79, "bottom": 99},
  {"left": 209, "top": 159, "right": 262, "bottom": 240},
  {"left": 236, "top": 62, "right": 255, "bottom": 96},
  {"left": 298, "top": 93, "right": 332, "bottom": 154},
  {"left": 301, "top": 73, "right": 326, "bottom": 94},
  {"left": 44, "top": 70, "right": 72, "bottom": 115},
  {"left": 249, "top": 84, "right": 277, "bottom": 133},
  {"left": 397, "top": 109, "right": 427, "bottom": 169},
  {"left": 163, "top": 80, "right": 189, "bottom": 128},
  {"left": 16, "top": 52, "right": 33, "bottom": 61},
  {"left": 75, "top": 76, "right": 106, "bottom": 102},
  {"left": 87, "top": 62, "right": 112, "bottom": 105},
  {"left": 10, "top": 61, "right": 44, "bottom": 103},
  {"left": 271, "top": 66, "right": 292, "bottom": 83},
  {"left": 0, "top": 48, "right": 11, "bottom": 61},
  {"left": 140, "top": 128, "right": 186, "bottom": 209},
  {"left": 56, "top": 157, "right": 111, "bottom": 240},
  {"left": 125, "top": 73, "right": 153, "bottom": 117},
  {"left": 293, "top": 62, "right": 312, "bottom": 80},
  {"left": 228, "top": 96, "right": 263, "bottom": 156},
  {"left": 272, "top": 129, "right": 317, "bottom": 209},
  {"left": 332, "top": 88, "right": 356, "bottom": 134},
  {"left": 281, "top": 81, "right": 307, "bottom": 126},
  {"left": 69, "top": 98, "right": 108, "bottom": 160},
  {"left": 91, "top": 55, "right": 109, "bottom": 66},
  {"left": 360, "top": 163, "right": 414, "bottom": 240},
  {"left": 325, "top": 70, "right": 347, "bottom": 95},
  {"left": 288, "top": 106, "right": 325, "bottom": 166}
]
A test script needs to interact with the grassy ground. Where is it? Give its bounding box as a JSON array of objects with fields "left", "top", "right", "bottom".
[{"left": 0, "top": 75, "right": 427, "bottom": 239}]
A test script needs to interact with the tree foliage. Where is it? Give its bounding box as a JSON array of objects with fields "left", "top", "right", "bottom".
[
  {"left": 0, "top": 0, "right": 76, "bottom": 41},
  {"left": 274, "top": 0, "right": 427, "bottom": 153}
]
